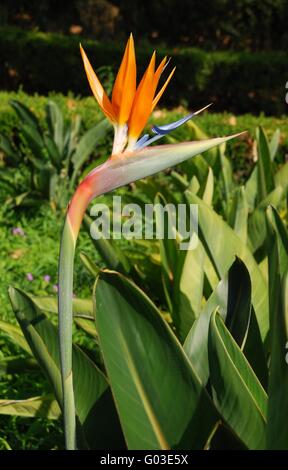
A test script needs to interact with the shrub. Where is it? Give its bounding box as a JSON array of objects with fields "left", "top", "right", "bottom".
[{"left": 1, "top": 28, "right": 288, "bottom": 114}]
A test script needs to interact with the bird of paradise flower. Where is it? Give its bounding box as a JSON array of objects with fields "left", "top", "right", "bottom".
[{"left": 58, "top": 34, "right": 242, "bottom": 449}]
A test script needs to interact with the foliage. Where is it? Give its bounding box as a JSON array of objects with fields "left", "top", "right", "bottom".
[
  {"left": 0, "top": 92, "right": 287, "bottom": 191},
  {"left": 0, "top": 99, "right": 110, "bottom": 208},
  {"left": 0, "top": 28, "right": 288, "bottom": 114},
  {"left": 1, "top": 124, "right": 288, "bottom": 449},
  {"left": 1, "top": 0, "right": 288, "bottom": 51}
]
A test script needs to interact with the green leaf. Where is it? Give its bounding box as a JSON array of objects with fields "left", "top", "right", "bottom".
[
  {"left": 202, "top": 166, "right": 214, "bottom": 205},
  {"left": 46, "top": 101, "right": 64, "bottom": 155},
  {"left": 245, "top": 167, "right": 257, "bottom": 211},
  {"left": 74, "top": 318, "right": 98, "bottom": 339},
  {"left": 275, "top": 161, "right": 288, "bottom": 191},
  {"left": 269, "top": 128, "right": 280, "bottom": 161},
  {"left": 71, "top": 119, "right": 110, "bottom": 185},
  {"left": 225, "top": 258, "right": 251, "bottom": 347},
  {"left": 22, "top": 123, "right": 44, "bottom": 160},
  {"left": 43, "top": 134, "right": 62, "bottom": 169},
  {"left": 208, "top": 311, "right": 267, "bottom": 449},
  {"left": 219, "top": 144, "right": 234, "bottom": 211},
  {"left": 84, "top": 214, "right": 130, "bottom": 274},
  {"left": 184, "top": 278, "right": 227, "bottom": 384},
  {"left": 31, "top": 295, "right": 94, "bottom": 318},
  {"left": 183, "top": 258, "right": 252, "bottom": 383},
  {"left": 154, "top": 193, "right": 178, "bottom": 312},
  {"left": 10, "top": 100, "right": 41, "bottom": 132},
  {"left": 0, "top": 132, "right": 18, "bottom": 160},
  {"left": 173, "top": 241, "right": 205, "bottom": 341},
  {"left": 242, "top": 307, "right": 268, "bottom": 390},
  {"left": 9, "top": 287, "right": 124, "bottom": 449},
  {"left": 266, "top": 207, "right": 288, "bottom": 449},
  {"left": 80, "top": 251, "right": 100, "bottom": 277},
  {"left": 230, "top": 186, "right": 248, "bottom": 244},
  {"left": 0, "top": 320, "right": 31, "bottom": 354},
  {"left": 248, "top": 187, "right": 284, "bottom": 254},
  {"left": 185, "top": 191, "right": 269, "bottom": 342},
  {"left": 94, "top": 270, "right": 219, "bottom": 450},
  {"left": 266, "top": 205, "right": 288, "bottom": 277},
  {"left": 0, "top": 395, "right": 60, "bottom": 420},
  {"left": 256, "top": 127, "right": 275, "bottom": 203}
]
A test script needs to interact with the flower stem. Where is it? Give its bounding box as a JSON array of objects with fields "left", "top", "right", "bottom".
[{"left": 58, "top": 181, "right": 93, "bottom": 450}]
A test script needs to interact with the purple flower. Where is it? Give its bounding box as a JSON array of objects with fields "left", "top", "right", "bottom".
[
  {"left": 12, "top": 227, "right": 25, "bottom": 236},
  {"left": 26, "top": 273, "right": 34, "bottom": 281},
  {"left": 53, "top": 284, "right": 59, "bottom": 292},
  {"left": 43, "top": 275, "right": 51, "bottom": 283}
]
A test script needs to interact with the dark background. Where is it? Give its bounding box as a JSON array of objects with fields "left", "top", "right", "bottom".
[
  {"left": 1, "top": 0, "right": 288, "bottom": 50},
  {"left": 0, "top": 0, "right": 288, "bottom": 114}
]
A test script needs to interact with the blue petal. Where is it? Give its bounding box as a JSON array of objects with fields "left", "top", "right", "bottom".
[
  {"left": 135, "top": 134, "right": 150, "bottom": 149},
  {"left": 136, "top": 133, "right": 164, "bottom": 150},
  {"left": 152, "top": 113, "right": 194, "bottom": 135}
]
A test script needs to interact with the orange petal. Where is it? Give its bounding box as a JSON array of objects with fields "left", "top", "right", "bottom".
[
  {"left": 112, "top": 34, "right": 136, "bottom": 124},
  {"left": 153, "top": 56, "right": 167, "bottom": 93},
  {"left": 80, "top": 44, "right": 116, "bottom": 122},
  {"left": 151, "top": 66, "right": 176, "bottom": 111},
  {"left": 128, "top": 52, "right": 156, "bottom": 139}
]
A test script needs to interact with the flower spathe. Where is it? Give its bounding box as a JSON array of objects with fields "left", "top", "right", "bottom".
[{"left": 59, "top": 34, "right": 244, "bottom": 450}]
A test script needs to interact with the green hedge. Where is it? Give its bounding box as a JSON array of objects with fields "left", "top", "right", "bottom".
[
  {"left": 1, "top": 91, "right": 287, "bottom": 165},
  {"left": 1, "top": 28, "right": 288, "bottom": 115}
]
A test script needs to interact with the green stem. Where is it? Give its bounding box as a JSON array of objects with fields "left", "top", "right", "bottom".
[{"left": 58, "top": 181, "right": 92, "bottom": 450}]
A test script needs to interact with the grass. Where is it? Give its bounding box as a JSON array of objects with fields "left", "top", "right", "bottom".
[{"left": 0, "top": 201, "right": 104, "bottom": 449}]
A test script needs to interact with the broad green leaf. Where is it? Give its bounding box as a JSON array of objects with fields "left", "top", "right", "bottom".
[
  {"left": 184, "top": 277, "right": 227, "bottom": 384},
  {"left": 43, "top": 134, "right": 62, "bottom": 169},
  {"left": 94, "top": 270, "right": 219, "bottom": 450},
  {"left": 269, "top": 128, "right": 280, "bottom": 161},
  {"left": 186, "top": 120, "right": 218, "bottom": 168},
  {"left": 154, "top": 193, "right": 178, "bottom": 312},
  {"left": 248, "top": 186, "right": 284, "bottom": 254},
  {"left": 31, "top": 295, "right": 94, "bottom": 318},
  {"left": 208, "top": 311, "right": 267, "bottom": 449},
  {"left": 275, "top": 161, "right": 288, "bottom": 191},
  {"left": 245, "top": 167, "right": 257, "bottom": 211},
  {"left": 202, "top": 166, "right": 214, "bottom": 205},
  {"left": 71, "top": 119, "right": 110, "bottom": 179},
  {"left": 74, "top": 318, "right": 98, "bottom": 339},
  {"left": 230, "top": 186, "right": 248, "bottom": 244},
  {"left": 266, "top": 208, "right": 288, "bottom": 449},
  {"left": 0, "top": 320, "right": 31, "bottom": 354},
  {"left": 0, "top": 395, "right": 60, "bottom": 420},
  {"left": 219, "top": 144, "right": 234, "bottom": 211},
  {"left": 9, "top": 287, "right": 124, "bottom": 449},
  {"left": 224, "top": 257, "right": 251, "bottom": 348},
  {"left": 256, "top": 127, "right": 275, "bottom": 203},
  {"left": 46, "top": 101, "right": 64, "bottom": 155},
  {"left": 80, "top": 251, "right": 100, "bottom": 277},
  {"left": 266, "top": 205, "right": 288, "bottom": 277},
  {"left": 185, "top": 191, "right": 269, "bottom": 341},
  {"left": 10, "top": 100, "right": 41, "bottom": 132},
  {"left": 22, "top": 123, "right": 44, "bottom": 160},
  {"left": 173, "top": 241, "right": 205, "bottom": 341},
  {"left": 242, "top": 307, "right": 268, "bottom": 390},
  {"left": 0, "top": 132, "right": 18, "bottom": 160},
  {"left": 184, "top": 258, "right": 252, "bottom": 383},
  {"left": 170, "top": 170, "right": 189, "bottom": 189},
  {"left": 84, "top": 214, "right": 130, "bottom": 275}
]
